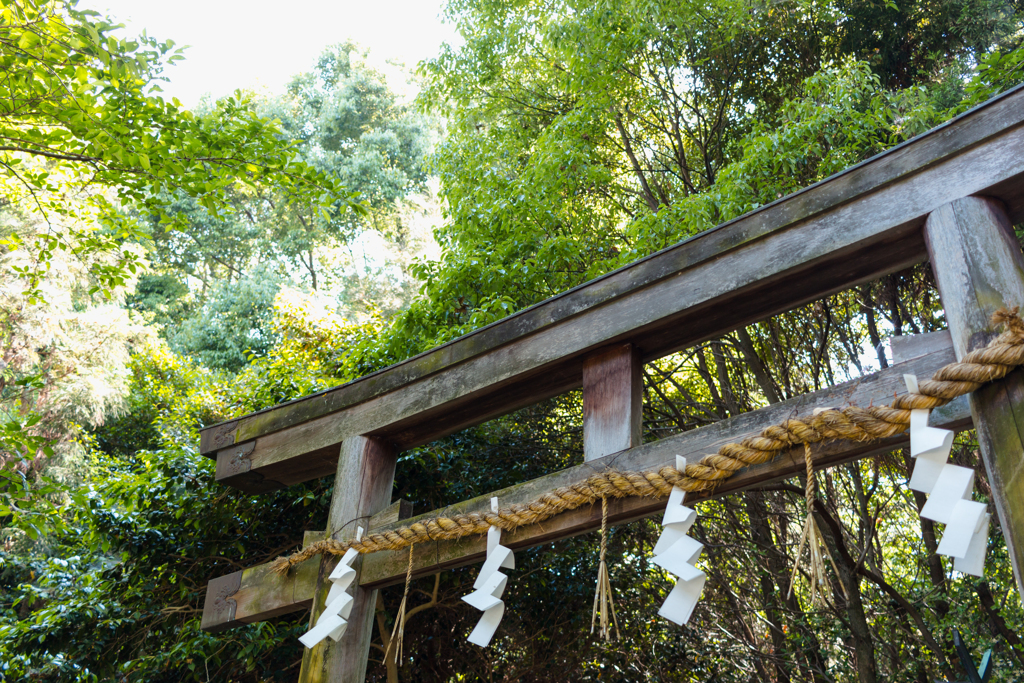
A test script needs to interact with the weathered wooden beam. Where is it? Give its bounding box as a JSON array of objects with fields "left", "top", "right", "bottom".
[
  {"left": 202, "top": 85, "right": 1024, "bottom": 493},
  {"left": 298, "top": 437, "right": 396, "bottom": 683},
  {"left": 200, "top": 501, "right": 413, "bottom": 634},
  {"left": 583, "top": 343, "right": 642, "bottom": 460},
  {"left": 890, "top": 329, "right": 952, "bottom": 364},
  {"left": 201, "top": 335, "right": 970, "bottom": 631},
  {"left": 924, "top": 195, "right": 1024, "bottom": 601},
  {"left": 201, "top": 553, "right": 319, "bottom": 634}
]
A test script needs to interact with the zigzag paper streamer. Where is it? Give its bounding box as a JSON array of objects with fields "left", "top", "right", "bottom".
[
  {"left": 462, "top": 497, "right": 514, "bottom": 647},
  {"left": 904, "top": 375, "right": 990, "bottom": 577},
  {"left": 299, "top": 526, "right": 363, "bottom": 648},
  {"left": 652, "top": 456, "right": 706, "bottom": 625}
]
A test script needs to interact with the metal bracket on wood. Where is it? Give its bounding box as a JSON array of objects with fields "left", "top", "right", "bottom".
[
  {"left": 215, "top": 441, "right": 284, "bottom": 494},
  {"left": 200, "top": 420, "right": 239, "bottom": 459},
  {"left": 200, "top": 571, "right": 242, "bottom": 634}
]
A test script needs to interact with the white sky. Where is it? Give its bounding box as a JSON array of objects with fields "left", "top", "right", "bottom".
[{"left": 86, "top": 0, "right": 459, "bottom": 107}]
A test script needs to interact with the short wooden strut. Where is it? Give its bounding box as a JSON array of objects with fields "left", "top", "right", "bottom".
[{"left": 583, "top": 343, "right": 643, "bottom": 461}]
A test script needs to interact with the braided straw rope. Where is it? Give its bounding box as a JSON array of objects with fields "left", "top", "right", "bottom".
[
  {"left": 786, "top": 444, "right": 846, "bottom": 606},
  {"left": 383, "top": 544, "right": 414, "bottom": 664},
  {"left": 591, "top": 496, "right": 620, "bottom": 641},
  {"left": 270, "top": 309, "right": 1024, "bottom": 575}
]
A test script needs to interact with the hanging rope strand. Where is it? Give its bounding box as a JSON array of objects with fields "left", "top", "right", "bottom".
[
  {"left": 787, "top": 445, "right": 847, "bottom": 606},
  {"left": 383, "top": 544, "right": 414, "bottom": 665},
  {"left": 591, "top": 496, "right": 620, "bottom": 641},
  {"left": 270, "top": 309, "right": 1024, "bottom": 574}
]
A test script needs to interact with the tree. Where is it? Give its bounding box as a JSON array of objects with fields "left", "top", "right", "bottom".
[
  {"left": 132, "top": 44, "right": 438, "bottom": 368},
  {"left": 415, "top": 0, "right": 1006, "bottom": 341},
  {"left": 142, "top": 43, "right": 436, "bottom": 295},
  {"left": 0, "top": 0, "right": 358, "bottom": 300},
  {"left": 835, "top": 0, "right": 1022, "bottom": 89},
  {"left": 0, "top": 205, "right": 151, "bottom": 540},
  {"left": 0, "top": 0, "right": 368, "bottom": 538},
  {"left": 254, "top": 42, "right": 436, "bottom": 295},
  {"left": 167, "top": 266, "right": 285, "bottom": 372}
]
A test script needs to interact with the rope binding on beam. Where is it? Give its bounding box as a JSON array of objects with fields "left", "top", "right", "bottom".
[{"left": 270, "top": 308, "right": 1024, "bottom": 575}]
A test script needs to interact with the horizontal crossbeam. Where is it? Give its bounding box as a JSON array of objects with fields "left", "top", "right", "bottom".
[
  {"left": 201, "top": 501, "right": 412, "bottom": 633},
  {"left": 199, "top": 84, "right": 1024, "bottom": 494},
  {"left": 201, "top": 332, "right": 970, "bottom": 632}
]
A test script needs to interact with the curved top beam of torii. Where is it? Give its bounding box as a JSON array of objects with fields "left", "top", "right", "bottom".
[{"left": 200, "top": 83, "right": 1024, "bottom": 495}]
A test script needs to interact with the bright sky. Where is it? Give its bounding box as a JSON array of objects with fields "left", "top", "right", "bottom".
[{"left": 86, "top": 0, "right": 460, "bottom": 107}]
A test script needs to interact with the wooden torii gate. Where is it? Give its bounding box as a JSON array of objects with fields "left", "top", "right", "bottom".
[{"left": 200, "top": 83, "right": 1024, "bottom": 682}]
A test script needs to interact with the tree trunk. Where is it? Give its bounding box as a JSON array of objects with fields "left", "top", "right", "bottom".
[
  {"left": 813, "top": 507, "right": 878, "bottom": 683},
  {"left": 735, "top": 328, "right": 783, "bottom": 405},
  {"left": 975, "top": 581, "right": 1024, "bottom": 668},
  {"left": 746, "top": 494, "right": 792, "bottom": 683}
]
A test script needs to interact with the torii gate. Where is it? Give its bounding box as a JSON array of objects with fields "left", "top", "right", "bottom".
[{"left": 199, "top": 83, "right": 1024, "bottom": 682}]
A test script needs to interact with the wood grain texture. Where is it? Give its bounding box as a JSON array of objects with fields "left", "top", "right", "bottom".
[
  {"left": 298, "top": 437, "right": 397, "bottom": 683},
  {"left": 924, "top": 196, "right": 1024, "bottom": 601},
  {"left": 200, "top": 335, "right": 973, "bottom": 630},
  {"left": 205, "top": 85, "right": 1024, "bottom": 490},
  {"left": 200, "top": 501, "right": 413, "bottom": 634},
  {"left": 583, "top": 344, "right": 642, "bottom": 460},
  {"left": 200, "top": 571, "right": 242, "bottom": 634},
  {"left": 891, "top": 330, "right": 953, "bottom": 363}
]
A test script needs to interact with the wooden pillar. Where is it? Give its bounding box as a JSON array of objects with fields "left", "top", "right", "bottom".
[
  {"left": 924, "top": 196, "right": 1024, "bottom": 600},
  {"left": 582, "top": 343, "right": 643, "bottom": 461},
  {"left": 298, "top": 436, "right": 397, "bottom": 683}
]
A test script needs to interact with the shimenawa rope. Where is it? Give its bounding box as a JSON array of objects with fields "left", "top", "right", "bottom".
[{"left": 271, "top": 309, "right": 1024, "bottom": 575}]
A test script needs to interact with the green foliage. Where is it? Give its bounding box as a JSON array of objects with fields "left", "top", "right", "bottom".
[
  {"left": 959, "top": 40, "right": 1024, "bottom": 109},
  {"left": 2, "top": 0, "right": 1024, "bottom": 681},
  {"left": 168, "top": 267, "right": 285, "bottom": 373},
  {"left": 833, "top": 0, "right": 1021, "bottom": 88},
  {"left": 408, "top": 0, "right": 1023, "bottom": 354},
  {"left": 124, "top": 272, "right": 195, "bottom": 331},
  {"left": 131, "top": 44, "right": 438, "bottom": 375},
  {"left": 0, "top": 0, "right": 359, "bottom": 301},
  {"left": 0, "top": 340, "right": 327, "bottom": 682},
  {"left": 274, "top": 43, "right": 435, "bottom": 217},
  {"left": 0, "top": 204, "right": 154, "bottom": 539},
  {"left": 143, "top": 43, "right": 437, "bottom": 303},
  {"left": 143, "top": 189, "right": 272, "bottom": 295},
  {"left": 253, "top": 42, "right": 436, "bottom": 293},
  {"left": 0, "top": 445, "right": 306, "bottom": 682},
  {"left": 374, "top": 59, "right": 939, "bottom": 363},
  {"left": 228, "top": 292, "right": 364, "bottom": 411},
  {"left": 91, "top": 344, "right": 227, "bottom": 457}
]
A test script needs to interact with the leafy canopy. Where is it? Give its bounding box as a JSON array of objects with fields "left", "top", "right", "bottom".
[{"left": 0, "top": 0, "right": 360, "bottom": 300}]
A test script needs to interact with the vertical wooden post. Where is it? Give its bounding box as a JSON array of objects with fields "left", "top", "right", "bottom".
[
  {"left": 582, "top": 343, "right": 643, "bottom": 461},
  {"left": 298, "top": 436, "right": 396, "bottom": 683},
  {"left": 924, "top": 196, "right": 1024, "bottom": 600}
]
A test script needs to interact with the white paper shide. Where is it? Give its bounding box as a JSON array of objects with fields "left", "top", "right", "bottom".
[
  {"left": 652, "top": 456, "right": 706, "bottom": 625},
  {"left": 904, "top": 375, "right": 989, "bottom": 576},
  {"left": 462, "top": 497, "right": 514, "bottom": 647},
  {"left": 299, "top": 527, "right": 363, "bottom": 649}
]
